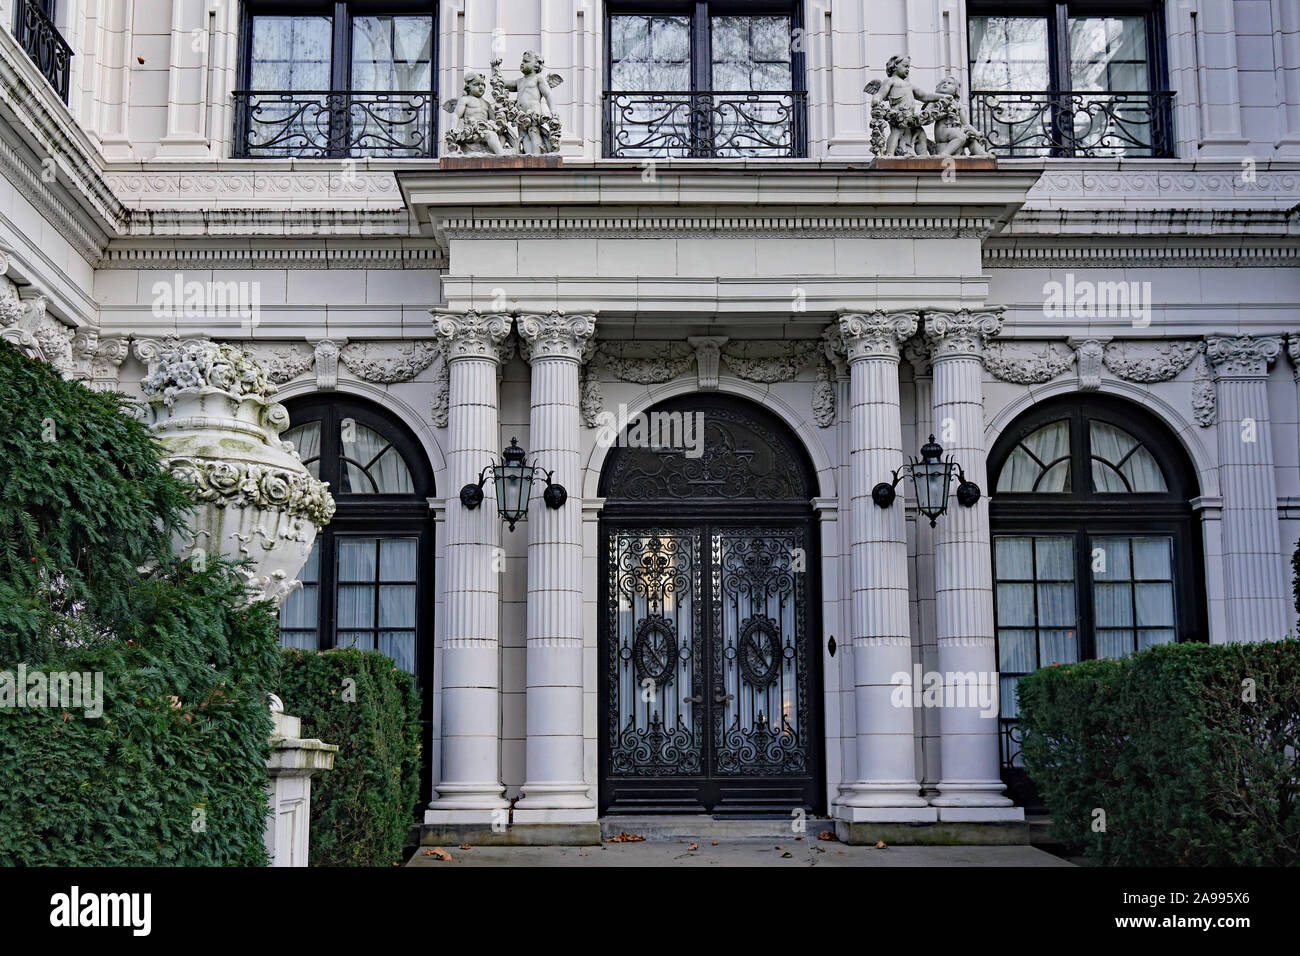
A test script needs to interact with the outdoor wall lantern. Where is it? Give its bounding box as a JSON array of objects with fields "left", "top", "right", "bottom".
[
  {"left": 872, "top": 434, "right": 981, "bottom": 527},
  {"left": 460, "top": 438, "right": 567, "bottom": 531}
]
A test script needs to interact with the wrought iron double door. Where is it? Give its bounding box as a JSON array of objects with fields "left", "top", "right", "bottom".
[{"left": 600, "top": 522, "right": 820, "bottom": 813}]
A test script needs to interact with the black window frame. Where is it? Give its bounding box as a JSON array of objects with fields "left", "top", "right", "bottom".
[
  {"left": 235, "top": 0, "right": 438, "bottom": 158},
  {"left": 966, "top": 0, "right": 1173, "bottom": 157},
  {"left": 602, "top": 0, "right": 808, "bottom": 158},
  {"left": 279, "top": 394, "right": 435, "bottom": 804},
  {"left": 987, "top": 395, "right": 1206, "bottom": 799}
]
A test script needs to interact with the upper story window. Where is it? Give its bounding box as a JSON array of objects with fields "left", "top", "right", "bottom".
[
  {"left": 967, "top": 1, "right": 1173, "bottom": 158},
  {"left": 13, "top": 0, "right": 72, "bottom": 103},
  {"left": 604, "top": 1, "right": 806, "bottom": 159},
  {"left": 234, "top": 1, "right": 436, "bottom": 158}
]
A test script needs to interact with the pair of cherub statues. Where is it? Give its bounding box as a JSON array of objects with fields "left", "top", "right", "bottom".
[
  {"left": 866, "top": 55, "right": 990, "bottom": 158},
  {"left": 444, "top": 52, "right": 563, "bottom": 156}
]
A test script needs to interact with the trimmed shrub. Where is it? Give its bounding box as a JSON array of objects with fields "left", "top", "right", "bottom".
[
  {"left": 1020, "top": 640, "right": 1300, "bottom": 865},
  {"left": 276, "top": 647, "right": 421, "bottom": 866},
  {"left": 0, "top": 342, "right": 278, "bottom": 865}
]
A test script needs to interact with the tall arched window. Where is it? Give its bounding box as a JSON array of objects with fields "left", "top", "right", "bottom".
[
  {"left": 988, "top": 395, "right": 1205, "bottom": 785},
  {"left": 277, "top": 396, "right": 433, "bottom": 686}
]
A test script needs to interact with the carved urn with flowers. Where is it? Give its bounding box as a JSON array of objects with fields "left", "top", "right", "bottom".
[{"left": 140, "top": 340, "right": 335, "bottom": 605}]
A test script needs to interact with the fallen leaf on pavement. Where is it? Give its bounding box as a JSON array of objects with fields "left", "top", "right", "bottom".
[
  {"left": 459, "top": 844, "right": 472, "bottom": 850},
  {"left": 688, "top": 842, "right": 699, "bottom": 851},
  {"left": 605, "top": 831, "right": 646, "bottom": 843},
  {"left": 711, "top": 841, "right": 719, "bottom": 846},
  {"left": 875, "top": 841, "right": 888, "bottom": 849},
  {"left": 818, "top": 830, "right": 838, "bottom": 842},
  {"left": 428, "top": 846, "right": 452, "bottom": 861},
  {"left": 781, "top": 851, "right": 792, "bottom": 858}
]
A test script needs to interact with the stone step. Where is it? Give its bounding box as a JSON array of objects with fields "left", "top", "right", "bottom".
[{"left": 600, "top": 815, "right": 833, "bottom": 842}]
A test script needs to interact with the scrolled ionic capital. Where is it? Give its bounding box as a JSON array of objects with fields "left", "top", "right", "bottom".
[
  {"left": 1204, "top": 334, "right": 1282, "bottom": 379},
  {"left": 434, "top": 309, "right": 513, "bottom": 363},
  {"left": 517, "top": 310, "right": 597, "bottom": 363},
  {"left": 922, "top": 308, "right": 1004, "bottom": 361},
  {"left": 836, "top": 310, "right": 919, "bottom": 363}
]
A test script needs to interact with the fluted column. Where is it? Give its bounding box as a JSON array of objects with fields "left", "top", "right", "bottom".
[
  {"left": 1206, "top": 335, "right": 1289, "bottom": 641},
  {"left": 834, "top": 312, "right": 933, "bottom": 820},
  {"left": 427, "top": 310, "right": 512, "bottom": 820},
  {"left": 514, "top": 311, "right": 598, "bottom": 823},
  {"left": 924, "top": 310, "right": 1017, "bottom": 817}
]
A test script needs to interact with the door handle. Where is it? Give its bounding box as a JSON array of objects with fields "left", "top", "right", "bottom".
[
  {"left": 683, "top": 694, "right": 704, "bottom": 704},
  {"left": 713, "top": 691, "right": 735, "bottom": 704}
]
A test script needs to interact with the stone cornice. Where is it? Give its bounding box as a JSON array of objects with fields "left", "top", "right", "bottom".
[
  {"left": 1204, "top": 334, "right": 1283, "bottom": 378},
  {"left": 983, "top": 240, "right": 1300, "bottom": 268},
  {"left": 433, "top": 309, "right": 512, "bottom": 362},
  {"left": 923, "top": 309, "right": 1004, "bottom": 360},
  {"left": 437, "top": 214, "right": 1002, "bottom": 240},
  {"left": 96, "top": 242, "right": 444, "bottom": 271},
  {"left": 836, "top": 311, "right": 918, "bottom": 362},
  {"left": 517, "top": 311, "right": 597, "bottom": 362}
]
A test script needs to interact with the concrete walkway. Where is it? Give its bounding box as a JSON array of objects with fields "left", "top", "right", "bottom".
[{"left": 408, "top": 837, "right": 1073, "bottom": 867}]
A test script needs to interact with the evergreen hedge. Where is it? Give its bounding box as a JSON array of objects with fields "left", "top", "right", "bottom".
[
  {"left": 0, "top": 342, "right": 279, "bottom": 866},
  {"left": 1019, "top": 640, "right": 1300, "bottom": 865},
  {"left": 276, "top": 647, "right": 422, "bottom": 866}
]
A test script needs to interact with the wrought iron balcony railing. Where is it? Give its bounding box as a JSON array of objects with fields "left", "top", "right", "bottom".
[
  {"left": 13, "top": 0, "right": 71, "bottom": 103},
  {"left": 232, "top": 90, "right": 436, "bottom": 159},
  {"left": 970, "top": 89, "right": 1175, "bottom": 158},
  {"left": 604, "top": 90, "right": 807, "bottom": 159}
]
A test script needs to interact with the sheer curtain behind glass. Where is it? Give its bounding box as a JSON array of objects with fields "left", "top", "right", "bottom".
[
  {"left": 996, "top": 420, "right": 1071, "bottom": 493},
  {"left": 341, "top": 423, "right": 414, "bottom": 494},
  {"left": 350, "top": 15, "right": 434, "bottom": 153},
  {"left": 710, "top": 16, "right": 793, "bottom": 155}
]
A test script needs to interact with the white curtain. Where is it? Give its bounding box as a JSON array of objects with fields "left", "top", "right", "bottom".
[
  {"left": 343, "top": 424, "right": 413, "bottom": 494},
  {"left": 1090, "top": 421, "right": 1167, "bottom": 492},
  {"left": 997, "top": 420, "right": 1070, "bottom": 492}
]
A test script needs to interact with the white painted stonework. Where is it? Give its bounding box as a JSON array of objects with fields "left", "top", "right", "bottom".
[{"left": 2, "top": 1, "right": 1297, "bottom": 833}]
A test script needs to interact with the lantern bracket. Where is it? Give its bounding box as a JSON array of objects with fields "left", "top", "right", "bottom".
[{"left": 872, "top": 469, "right": 903, "bottom": 509}]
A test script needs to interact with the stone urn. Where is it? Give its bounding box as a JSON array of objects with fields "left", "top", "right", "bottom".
[{"left": 140, "top": 340, "right": 335, "bottom": 605}]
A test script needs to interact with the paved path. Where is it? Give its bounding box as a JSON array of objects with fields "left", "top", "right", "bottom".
[{"left": 408, "top": 838, "right": 1072, "bottom": 867}]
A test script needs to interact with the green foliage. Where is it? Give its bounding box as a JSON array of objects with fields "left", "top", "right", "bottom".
[
  {"left": 0, "top": 341, "right": 278, "bottom": 865},
  {"left": 1292, "top": 536, "right": 1300, "bottom": 621},
  {"left": 1019, "top": 640, "right": 1300, "bottom": 865},
  {"left": 276, "top": 648, "right": 422, "bottom": 867}
]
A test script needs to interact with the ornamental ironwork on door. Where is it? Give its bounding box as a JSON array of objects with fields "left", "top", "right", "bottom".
[{"left": 599, "top": 394, "right": 821, "bottom": 814}]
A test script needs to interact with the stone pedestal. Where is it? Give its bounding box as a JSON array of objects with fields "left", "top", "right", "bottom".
[
  {"left": 924, "top": 310, "right": 1019, "bottom": 820},
  {"left": 833, "top": 311, "right": 934, "bottom": 823},
  {"left": 514, "top": 311, "right": 599, "bottom": 833},
  {"left": 427, "top": 310, "right": 513, "bottom": 823},
  {"left": 265, "top": 708, "right": 337, "bottom": 868}
]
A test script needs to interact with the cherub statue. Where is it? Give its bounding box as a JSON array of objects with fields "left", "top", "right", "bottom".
[
  {"left": 865, "top": 55, "right": 945, "bottom": 157},
  {"left": 931, "top": 75, "right": 990, "bottom": 157},
  {"left": 442, "top": 71, "right": 512, "bottom": 156},
  {"left": 493, "top": 51, "right": 563, "bottom": 155}
]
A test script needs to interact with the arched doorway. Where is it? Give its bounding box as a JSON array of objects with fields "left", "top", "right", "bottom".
[
  {"left": 987, "top": 393, "right": 1205, "bottom": 802},
  {"left": 598, "top": 394, "right": 824, "bottom": 814}
]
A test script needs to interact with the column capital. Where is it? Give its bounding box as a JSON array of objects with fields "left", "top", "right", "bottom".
[
  {"left": 923, "top": 308, "right": 1003, "bottom": 360},
  {"left": 517, "top": 310, "right": 597, "bottom": 363},
  {"left": 835, "top": 310, "right": 918, "bottom": 363},
  {"left": 1204, "top": 334, "right": 1282, "bottom": 379},
  {"left": 434, "top": 309, "right": 513, "bottom": 363}
]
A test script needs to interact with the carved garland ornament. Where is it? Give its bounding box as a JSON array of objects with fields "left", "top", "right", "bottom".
[
  {"left": 339, "top": 340, "right": 440, "bottom": 383},
  {"left": 239, "top": 342, "right": 316, "bottom": 384},
  {"left": 982, "top": 341, "right": 1076, "bottom": 384},
  {"left": 166, "top": 458, "right": 336, "bottom": 526},
  {"left": 140, "top": 340, "right": 276, "bottom": 407},
  {"left": 1102, "top": 340, "right": 1200, "bottom": 383}
]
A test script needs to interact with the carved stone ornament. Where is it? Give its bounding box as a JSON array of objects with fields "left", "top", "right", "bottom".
[
  {"left": 313, "top": 339, "right": 340, "bottom": 390},
  {"left": 1192, "top": 354, "right": 1216, "bottom": 428},
  {"left": 812, "top": 364, "right": 836, "bottom": 428},
  {"left": 434, "top": 309, "right": 513, "bottom": 361},
  {"left": 838, "top": 311, "right": 920, "bottom": 362},
  {"left": 1204, "top": 334, "right": 1282, "bottom": 378},
  {"left": 340, "top": 340, "right": 440, "bottom": 383},
  {"left": 923, "top": 308, "right": 1004, "bottom": 359},
  {"left": 1289, "top": 334, "right": 1300, "bottom": 382},
  {"left": 140, "top": 339, "right": 335, "bottom": 606},
  {"left": 239, "top": 341, "right": 316, "bottom": 384},
  {"left": 980, "top": 341, "right": 1076, "bottom": 385},
  {"left": 688, "top": 336, "right": 728, "bottom": 390},
  {"left": 720, "top": 340, "right": 822, "bottom": 383},
  {"left": 595, "top": 341, "right": 695, "bottom": 384},
  {"left": 518, "top": 311, "right": 597, "bottom": 362},
  {"left": 865, "top": 57, "right": 989, "bottom": 158},
  {"left": 443, "top": 53, "right": 564, "bottom": 156},
  {"left": 0, "top": 274, "right": 79, "bottom": 377},
  {"left": 580, "top": 363, "right": 603, "bottom": 428},
  {"left": 1101, "top": 340, "right": 1200, "bottom": 383},
  {"left": 430, "top": 342, "right": 450, "bottom": 428}
]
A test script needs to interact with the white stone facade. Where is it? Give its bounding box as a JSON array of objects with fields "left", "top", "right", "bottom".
[{"left": 1, "top": 1, "right": 1297, "bottom": 833}]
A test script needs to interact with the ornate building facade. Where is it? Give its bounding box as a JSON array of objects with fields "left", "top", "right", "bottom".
[{"left": 1, "top": 0, "right": 1296, "bottom": 841}]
